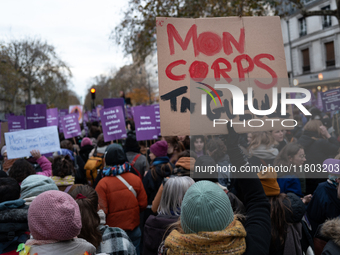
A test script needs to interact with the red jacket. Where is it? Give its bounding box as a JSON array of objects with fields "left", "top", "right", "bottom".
[{"left": 95, "top": 172, "right": 147, "bottom": 231}]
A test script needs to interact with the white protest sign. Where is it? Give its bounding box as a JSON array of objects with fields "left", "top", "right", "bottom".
[{"left": 5, "top": 126, "right": 61, "bottom": 159}]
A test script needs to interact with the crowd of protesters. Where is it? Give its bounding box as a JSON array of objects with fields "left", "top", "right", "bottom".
[{"left": 1, "top": 105, "right": 340, "bottom": 255}]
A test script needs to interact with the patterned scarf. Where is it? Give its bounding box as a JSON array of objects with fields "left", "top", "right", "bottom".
[
  {"left": 328, "top": 175, "right": 339, "bottom": 187},
  {"left": 152, "top": 156, "right": 169, "bottom": 166},
  {"left": 161, "top": 218, "right": 246, "bottom": 254},
  {"left": 102, "top": 162, "right": 131, "bottom": 177}
]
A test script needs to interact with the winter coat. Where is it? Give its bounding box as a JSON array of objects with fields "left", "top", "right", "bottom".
[
  {"left": 79, "top": 144, "right": 94, "bottom": 163},
  {"left": 306, "top": 181, "right": 340, "bottom": 237},
  {"left": 126, "top": 151, "right": 149, "bottom": 178},
  {"left": 321, "top": 218, "right": 340, "bottom": 255},
  {"left": 0, "top": 199, "right": 29, "bottom": 254},
  {"left": 277, "top": 176, "right": 303, "bottom": 197},
  {"left": 96, "top": 172, "right": 148, "bottom": 231},
  {"left": 269, "top": 193, "right": 306, "bottom": 255},
  {"left": 298, "top": 131, "right": 340, "bottom": 194},
  {"left": 143, "top": 214, "right": 178, "bottom": 255},
  {"left": 298, "top": 131, "right": 340, "bottom": 166},
  {"left": 36, "top": 156, "right": 52, "bottom": 177},
  {"left": 98, "top": 225, "right": 137, "bottom": 255},
  {"left": 28, "top": 238, "right": 96, "bottom": 255},
  {"left": 143, "top": 163, "right": 174, "bottom": 206}
]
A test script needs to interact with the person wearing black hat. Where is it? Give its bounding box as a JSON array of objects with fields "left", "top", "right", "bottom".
[{"left": 95, "top": 143, "right": 147, "bottom": 255}]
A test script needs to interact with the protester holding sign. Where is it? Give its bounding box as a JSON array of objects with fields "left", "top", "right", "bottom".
[{"left": 8, "top": 149, "right": 52, "bottom": 184}]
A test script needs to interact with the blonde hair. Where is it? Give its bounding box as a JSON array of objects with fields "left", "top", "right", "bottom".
[
  {"left": 303, "top": 120, "right": 323, "bottom": 137},
  {"left": 248, "top": 131, "right": 275, "bottom": 150}
]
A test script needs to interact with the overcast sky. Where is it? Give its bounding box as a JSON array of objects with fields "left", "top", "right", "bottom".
[{"left": 0, "top": 0, "right": 132, "bottom": 103}]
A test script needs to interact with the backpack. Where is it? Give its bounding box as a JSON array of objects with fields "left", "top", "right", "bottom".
[
  {"left": 84, "top": 148, "right": 104, "bottom": 187},
  {"left": 130, "top": 154, "right": 142, "bottom": 179}
]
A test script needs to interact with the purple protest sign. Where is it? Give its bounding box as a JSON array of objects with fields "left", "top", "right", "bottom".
[
  {"left": 5, "top": 113, "right": 14, "bottom": 120},
  {"left": 61, "top": 113, "right": 82, "bottom": 139},
  {"left": 83, "top": 112, "right": 89, "bottom": 123},
  {"left": 89, "top": 109, "right": 98, "bottom": 122},
  {"left": 100, "top": 106, "right": 127, "bottom": 142},
  {"left": 58, "top": 109, "right": 68, "bottom": 132},
  {"left": 133, "top": 105, "right": 158, "bottom": 141},
  {"left": 317, "top": 91, "right": 323, "bottom": 111},
  {"left": 96, "top": 105, "right": 102, "bottom": 118},
  {"left": 46, "top": 108, "right": 59, "bottom": 127},
  {"left": 153, "top": 104, "right": 161, "bottom": 136},
  {"left": 26, "top": 104, "right": 47, "bottom": 129},
  {"left": 103, "top": 98, "right": 125, "bottom": 118},
  {"left": 126, "top": 106, "right": 133, "bottom": 119},
  {"left": 321, "top": 88, "right": 340, "bottom": 112},
  {"left": 8, "top": 116, "right": 25, "bottom": 132}
]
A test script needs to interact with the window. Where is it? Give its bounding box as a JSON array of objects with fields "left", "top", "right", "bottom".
[
  {"left": 302, "top": 48, "right": 310, "bottom": 73},
  {"left": 325, "top": 41, "right": 335, "bottom": 67},
  {"left": 322, "top": 6, "right": 332, "bottom": 28},
  {"left": 299, "top": 18, "right": 307, "bottom": 37}
]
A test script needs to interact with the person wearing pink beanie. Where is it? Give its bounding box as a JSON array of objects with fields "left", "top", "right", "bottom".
[{"left": 24, "top": 190, "right": 96, "bottom": 255}]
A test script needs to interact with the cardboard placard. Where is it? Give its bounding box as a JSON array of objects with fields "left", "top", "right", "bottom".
[
  {"left": 61, "top": 113, "right": 82, "bottom": 139},
  {"left": 133, "top": 105, "right": 158, "bottom": 141},
  {"left": 156, "top": 17, "right": 292, "bottom": 135},
  {"left": 8, "top": 116, "right": 25, "bottom": 132},
  {"left": 100, "top": 106, "right": 127, "bottom": 142},
  {"left": 69, "top": 105, "right": 83, "bottom": 123},
  {"left": 46, "top": 108, "right": 59, "bottom": 127},
  {"left": 26, "top": 104, "right": 47, "bottom": 129},
  {"left": 5, "top": 126, "right": 60, "bottom": 159}
]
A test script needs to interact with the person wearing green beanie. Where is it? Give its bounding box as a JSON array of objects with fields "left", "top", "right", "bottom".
[
  {"left": 159, "top": 124, "right": 271, "bottom": 255},
  {"left": 180, "top": 180, "right": 234, "bottom": 234}
]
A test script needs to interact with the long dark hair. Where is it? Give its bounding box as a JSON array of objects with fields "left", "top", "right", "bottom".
[
  {"left": 268, "top": 193, "right": 290, "bottom": 245},
  {"left": 70, "top": 185, "right": 102, "bottom": 248},
  {"left": 151, "top": 163, "right": 173, "bottom": 181}
]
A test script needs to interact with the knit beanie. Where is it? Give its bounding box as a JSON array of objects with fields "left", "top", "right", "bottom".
[
  {"left": 105, "top": 144, "right": 127, "bottom": 166},
  {"left": 81, "top": 137, "right": 92, "bottom": 147},
  {"left": 124, "top": 132, "right": 140, "bottom": 153},
  {"left": 257, "top": 167, "right": 280, "bottom": 196},
  {"left": 180, "top": 180, "right": 234, "bottom": 234},
  {"left": 28, "top": 190, "right": 81, "bottom": 241},
  {"left": 21, "top": 175, "right": 58, "bottom": 199},
  {"left": 150, "top": 140, "right": 168, "bottom": 157},
  {"left": 323, "top": 158, "right": 340, "bottom": 175},
  {"left": 1, "top": 146, "right": 6, "bottom": 156}
]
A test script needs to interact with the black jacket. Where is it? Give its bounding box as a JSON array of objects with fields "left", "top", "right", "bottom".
[
  {"left": 143, "top": 215, "right": 178, "bottom": 255},
  {"left": 79, "top": 144, "right": 94, "bottom": 163},
  {"left": 0, "top": 200, "right": 29, "bottom": 254},
  {"left": 228, "top": 144, "right": 271, "bottom": 255},
  {"left": 143, "top": 163, "right": 174, "bottom": 205},
  {"left": 298, "top": 131, "right": 340, "bottom": 166}
]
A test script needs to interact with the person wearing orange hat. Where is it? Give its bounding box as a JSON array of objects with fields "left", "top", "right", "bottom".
[{"left": 258, "top": 167, "right": 308, "bottom": 255}]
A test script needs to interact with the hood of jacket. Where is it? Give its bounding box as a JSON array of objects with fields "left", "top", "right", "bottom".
[{"left": 321, "top": 217, "right": 340, "bottom": 246}]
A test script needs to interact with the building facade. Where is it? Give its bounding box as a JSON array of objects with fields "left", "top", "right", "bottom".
[{"left": 281, "top": 0, "right": 340, "bottom": 95}]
